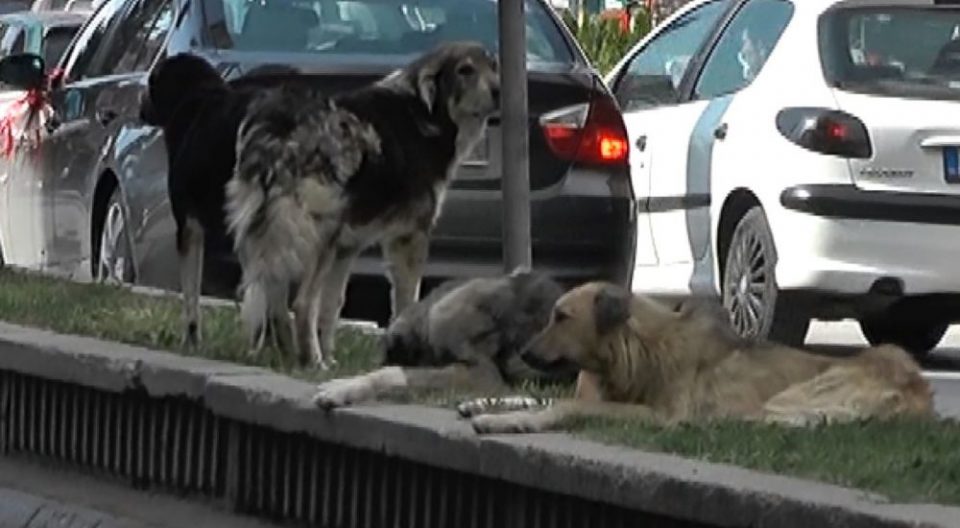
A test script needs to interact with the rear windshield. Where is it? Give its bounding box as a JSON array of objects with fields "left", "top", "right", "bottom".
[
  {"left": 819, "top": 7, "right": 960, "bottom": 101},
  {"left": 201, "top": 0, "right": 574, "bottom": 66}
]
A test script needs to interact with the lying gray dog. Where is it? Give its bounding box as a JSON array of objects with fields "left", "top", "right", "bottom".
[{"left": 312, "top": 267, "right": 576, "bottom": 408}]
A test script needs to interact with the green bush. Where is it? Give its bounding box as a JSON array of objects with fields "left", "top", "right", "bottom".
[{"left": 561, "top": 9, "right": 651, "bottom": 76}]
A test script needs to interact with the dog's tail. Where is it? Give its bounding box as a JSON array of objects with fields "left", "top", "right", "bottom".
[
  {"left": 225, "top": 90, "right": 333, "bottom": 287},
  {"left": 762, "top": 344, "right": 934, "bottom": 427}
]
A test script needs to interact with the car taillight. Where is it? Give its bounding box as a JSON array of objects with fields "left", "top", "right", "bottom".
[
  {"left": 540, "top": 95, "right": 629, "bottom": 165},
  {"left": 775, "top": 107, "right": 873, "bottom": 159}
]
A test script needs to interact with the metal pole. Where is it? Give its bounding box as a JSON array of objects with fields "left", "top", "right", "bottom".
[{"left": 499, "top": 0, "right": 532, "bottom": 271}]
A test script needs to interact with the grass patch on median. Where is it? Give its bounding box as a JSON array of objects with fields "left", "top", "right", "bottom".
[
  {"left": 1, "top": 268, "right": 959, "bottom": 505},
  {"left": 0, "top": 267, "right": 381, "bottom": 381},
  {"left": 568, "top": 415, "right": 960, "bottom": 506},
  {"left": 0, "top": 268, "right": 569, "bottom": 401}
]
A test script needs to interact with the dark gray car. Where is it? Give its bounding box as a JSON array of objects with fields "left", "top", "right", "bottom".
[{"left": 0, "top": 0, "right": 636, "bottom": 325}]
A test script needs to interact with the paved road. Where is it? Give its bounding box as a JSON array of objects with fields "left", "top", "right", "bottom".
[
  {"left": 807, "top": 321, "right": 960, "bottom": 420},
  {"left": 0, "top": 458, "right": 279, "bottom": 528}
]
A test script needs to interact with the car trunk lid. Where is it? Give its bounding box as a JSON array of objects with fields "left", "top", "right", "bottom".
[{"left": 834, "top": 91, "right": 960, "bottom": 195}]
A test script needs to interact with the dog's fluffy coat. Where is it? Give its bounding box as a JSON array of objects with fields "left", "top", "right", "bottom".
[
  {"left": 226, "top": 41, "right": 500, "bottom": 367},
  {"left": 312, "top": 268, "right": 575, "bottom": 407},
  {"left": 462, "top": 282, "right": 934, "bottom": 434},
  {"left": 139, "top": 54, "right": 297, "bottom": 348}
]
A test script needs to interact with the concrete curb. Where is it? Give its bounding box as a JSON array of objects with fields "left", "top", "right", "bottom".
[{"left": 0, "top": 321, "right": 958, "bottom": 528}]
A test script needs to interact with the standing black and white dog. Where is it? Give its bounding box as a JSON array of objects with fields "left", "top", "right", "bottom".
[
  {"left": 226, "top": 42, "right": 500, "bottom": 367},
  {"left": 140, "top": 54, "right": 299, "bottom": 349}
]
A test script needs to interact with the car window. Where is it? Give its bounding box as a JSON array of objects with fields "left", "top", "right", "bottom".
[
  {"left": 0, "top": 1, "right": 30, "bottom": 15},
  {"left": 61, "top": 0, "right": 125, "bottom": 80},
  {"left": 0, "top": 22, "right": 13, "bottom": 56},
  {"left": 131, "top": 0, "right": 173, "bottom": 70},
  {"left": 103, "top": 0, "right": 173, "bottom": 75},
  {"left": 613, "top": 0, "right": 730, "bottom": 112},
  {"left": 201, "top": 0, "right": 573, "bottom": 66},
  {"left": 820, "top": 7, "right": 960, "bottom": 101},
  {"left": 0, "top": 24, "right": 25, "bottom": 56},
  {"left": 694, "top": 0, "right": 793, "bottom": 99},
  {"left": 42, "top": 25, "right": 79, "bottom": 67},
  {"left": 108, "top": 0, "right": 173, "bottom": 74}
]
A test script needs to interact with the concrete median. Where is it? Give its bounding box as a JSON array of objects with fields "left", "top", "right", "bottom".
[{"left": 0, "top": 321, "right": 957, "bottom": 528}]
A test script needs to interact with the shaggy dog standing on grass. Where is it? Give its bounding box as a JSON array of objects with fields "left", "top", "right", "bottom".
[
  {"left": 226, "top": 42, "right": 500, "bottom": 368},
  {"left": 140, "top": 55, "right": 298, "bottom": 350},
  {"left": 143, "top": 42, "right": 500, "bottom": 368}
]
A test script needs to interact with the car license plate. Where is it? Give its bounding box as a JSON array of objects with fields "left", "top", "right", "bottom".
[
  {"left": 462, "top": 133, "right": 489, "bottom": 166},
  {"left": 944, "top": 146, "right": 960, "bottom": 183}
]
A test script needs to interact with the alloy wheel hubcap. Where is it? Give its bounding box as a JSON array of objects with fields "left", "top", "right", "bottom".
[
  {"left": 98, "top": 201, "right": 128, "bottom": 283},
  {"left": 725, "top": 228, "right": 771, "bottom": 339}
]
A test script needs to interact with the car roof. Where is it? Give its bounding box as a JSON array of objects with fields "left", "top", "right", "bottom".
[
  {"left": 0, "top": 10, "right": 87, "bottom": 27},
  {"left": 669, "top": 0, "right": 954, "bottom": 21}
]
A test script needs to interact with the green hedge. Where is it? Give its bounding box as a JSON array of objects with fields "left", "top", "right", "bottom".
[{"left": 561, "top": 9, "right": 651, "bottom": 76}]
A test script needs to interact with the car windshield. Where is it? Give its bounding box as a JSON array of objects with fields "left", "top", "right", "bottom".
[
  {"left": 819, "top": 7, "right": 960, "bottom": 101},
  {"left": 200, "top": 0, "right": 573, "bottom": 66}
]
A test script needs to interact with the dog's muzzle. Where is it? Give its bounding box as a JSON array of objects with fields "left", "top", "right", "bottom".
[{"left": 520, "top": 347, "right": 577, "bottom": 376}]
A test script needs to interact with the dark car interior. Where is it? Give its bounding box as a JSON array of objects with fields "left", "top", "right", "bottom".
[{"left": 204, "top": 0, "right": 565, "bottom": 62}]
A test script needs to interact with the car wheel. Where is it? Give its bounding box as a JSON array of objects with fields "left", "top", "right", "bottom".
[
  {"left": 859, "top": 312, "right": 946, "bottom": 357},
  {"left": 95, "top": 188, "right": 135, "bottom": 284},
  {"left": 722, "top": 206, "right": 809, "bottom": 346}
]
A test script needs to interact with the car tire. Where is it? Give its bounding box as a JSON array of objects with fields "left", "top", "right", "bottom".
[
  {"left": 859, "top": 312, "right": 946, "bottom": 357},
  {"left": 94, "top": 187, "right": 135, "bottom": 284},
  {"left": 721, "top": 206, "right": 809, "bottom": 346}
]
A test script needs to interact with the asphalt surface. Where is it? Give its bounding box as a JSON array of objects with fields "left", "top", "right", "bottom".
[
  {"left": 0, "top": 458, "right": 280, "bottom": 528},
  {"left": 806, "top": 321, "right": 960, "bottom": 420}
]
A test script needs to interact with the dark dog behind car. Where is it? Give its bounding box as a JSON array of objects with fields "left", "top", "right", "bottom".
[{"left": 139, "top": 54, "right": 302, "bottom": 350}]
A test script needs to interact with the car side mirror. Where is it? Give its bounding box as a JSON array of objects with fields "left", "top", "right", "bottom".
[{"left": 0, "top": 53, "right": 46, "bottom": 91}]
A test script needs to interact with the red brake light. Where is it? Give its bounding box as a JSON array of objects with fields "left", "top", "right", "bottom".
[
  {"left": 599, "top": 131, "right": 629, "bottom": 161},
  {"left": 826, "top": 122, "right": 847, "bottom": 141},
  {"left": 540, "top": 95, "right": 629, "bottom": 166},
  {"left": 775, "top": 107, "right": 872, "bottom": 159}
]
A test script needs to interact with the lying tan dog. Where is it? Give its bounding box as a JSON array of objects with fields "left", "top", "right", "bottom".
[{"left": 462, "top": 282, "right": 935, "bottom": 434}]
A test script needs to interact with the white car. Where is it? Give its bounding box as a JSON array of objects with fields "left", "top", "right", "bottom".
[{"left": 606, "top": 0, "right": 960, "bottom": 355}]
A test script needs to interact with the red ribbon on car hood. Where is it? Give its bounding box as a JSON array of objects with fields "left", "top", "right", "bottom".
[{"left": 0, "top": 68, "right": 62, "bottom": 161}]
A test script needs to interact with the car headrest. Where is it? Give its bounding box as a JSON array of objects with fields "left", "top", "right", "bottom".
[{"left": 239, "top": 3, "right": 320, "bottom": 51}]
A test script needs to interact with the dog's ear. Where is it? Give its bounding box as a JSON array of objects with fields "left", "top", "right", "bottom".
[
  {"left": 594, "top": 285, "right": 631, "bottom": 336},
  {"left": 416, "top": 64, "right": 438, "bottom": 113}
]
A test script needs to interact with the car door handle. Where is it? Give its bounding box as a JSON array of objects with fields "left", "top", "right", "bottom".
[
  {"left": 714, "top": 123, "right": 728, "bottom": 140},
  {"left": 96, "top": 108, "right": 118, "bottom": 126},
  {"left": 635, "top": 135, "right": 647, "bottom": 152}
]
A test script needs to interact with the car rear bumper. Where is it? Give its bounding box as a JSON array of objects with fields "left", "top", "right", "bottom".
[
  {"left": 780, "top": 184, "right": 960, "bottom": 225},
  {"left": 773, "top": 184, "right": 960, "bottom": 297},
  {"left": 354, "top": 177, "right": 637, "bottom": 287}
]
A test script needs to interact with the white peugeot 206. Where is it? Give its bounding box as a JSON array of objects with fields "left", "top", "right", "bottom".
[{"left": 605, "top": 0, "right": 960, "bottom": 355}]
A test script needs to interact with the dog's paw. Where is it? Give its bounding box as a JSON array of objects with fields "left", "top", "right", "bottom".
[
  {"left": 180, "top": 324, "right": 201, "bottom": 350},
  {"left": 312, "top": 377, "right": 373, "bottom": 409},
  {"left": 470, "top": 413, "right": 540, "bottom": 435}
]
